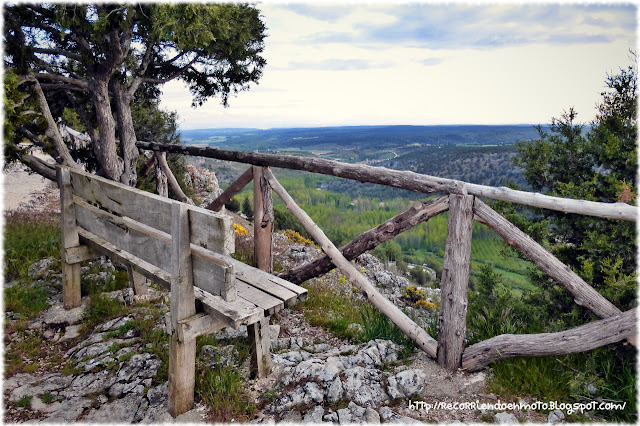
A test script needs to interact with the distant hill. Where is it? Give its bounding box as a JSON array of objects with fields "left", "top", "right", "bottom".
[{"left": 179, "top": 124, "right": 547, "bottom": 152}]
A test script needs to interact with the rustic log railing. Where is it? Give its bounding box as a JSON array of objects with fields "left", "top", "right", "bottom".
[{"left": 137, "top": 140, "right": 637, "bottom": 371}]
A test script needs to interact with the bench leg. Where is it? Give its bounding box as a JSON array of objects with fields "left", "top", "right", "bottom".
[
  {"left": 168, "top": 333, "right": 196, "bottom": 417},
  {"left": 248, "top": 316, "right": 272, "bottom": 378},
  {"left": 127, "top": 266, "right": 149, "bottom": 296},
  {"left": 62, "top": 259, "right": 82, "bottom": 309}
]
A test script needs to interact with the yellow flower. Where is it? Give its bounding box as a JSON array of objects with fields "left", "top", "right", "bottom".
[{"left": 234, "top": 223, "right": 249, "bottom": 236}]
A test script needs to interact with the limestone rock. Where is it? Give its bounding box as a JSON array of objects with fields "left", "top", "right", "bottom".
[
  {"left": 386, "top": 369, "right": 426, "bottom": 399},
  {"left": 548, "top": 409, "right": 565, "bottom": 423},
  {"left": 495, "top": 412, "right": 519, "bottom": 423}
]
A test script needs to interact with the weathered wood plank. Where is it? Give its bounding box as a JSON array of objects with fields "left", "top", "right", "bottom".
[
  {"left": 58, "top": 167, "right": 82, "bottom": 309},
  {"left": 176, "top": 313, "right": 227, "bottom": 343},
  {"left": 265, "top": 168, "right": 439, "bottom": 359},
  {"left": 136, "top": 141, "right": 639, "bottom": 221},
  {"left": 234, "top": 260, "right": 308, "bottom": 298},
  {"left": 69, "top": 167, "right": 174, "bottom": 232},
  {"left": 437, "top": 194, "right": 474, "bottom": 370},
  {"left": 74, "top": 197, "right": 234, "bottom": 299},
  {"left": 280, "top": 195, "right": 450, "bottom": 284},
  {"left": 253, "top": 166, "right": 273, "bottom": 273},
  {"left": 128, "top": 266, "right": 149, "bottom": 296},
  {"left": 74, "top": 198, "right": 173, "bottom": 272},
  {"left": 462, "top": 308, "right": 637, "bottom": 371},
  {"left": 64, "top": 245, "right": 98, "bottom": 264},
  {"left": 248, "top": 316, "right": 273, "bottom": 378},
  {"left": 168, "top": 202, "right": 197, "bottom": 418},
  {"left": 207, "top": 166, "right": 253, "bottom": 212},
  {"left": 193, "top": 287, "right": 263, "bottom": 330},
  {"left": 77, "top": 228, "right": 171, "bottom": 289},
  {"left": 236, "top": 280, "right": 284, "bottom": 316}
]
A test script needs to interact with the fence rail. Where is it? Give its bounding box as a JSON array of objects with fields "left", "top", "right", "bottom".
[{"left": 137, "top": 141, "right": 637, "bottom": 371}]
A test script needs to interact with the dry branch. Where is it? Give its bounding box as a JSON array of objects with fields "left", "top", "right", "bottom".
[
  {"left": 462, "top": 308, "right": 637, "bottom": 371},
  {"left": 135, "top": 141, "right": 638, "bottom": 221},
  {"left": 207, "top": 167, "right": 253, "bottom": 212},
  {"left": 263, "top": 168, "right": 439, "bottom": 359},
  {"left": 279, "top": 195, "right": 449, "bottom": 284},
  {"left": 156, "top": 151, "right": 192, "bottom": 204}
]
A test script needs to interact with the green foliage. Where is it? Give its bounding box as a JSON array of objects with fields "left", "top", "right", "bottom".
[
  {"left": 242, "top": 197, "right": 254, "bottom": 221},
  {"left": 15, "top": 395, "right": 33, "bottom": 408},
  {"left": 40, "top": 392, "right": 54, "bottom": 404},
  {"left": 82, "top": 294, "right": 127, "bottom": 334},
  {"left": 5, "top": 284, "right": 50, "bottom": 319},
  {"left": 225, "top": 197, "right": 241, "bottom": 213}
]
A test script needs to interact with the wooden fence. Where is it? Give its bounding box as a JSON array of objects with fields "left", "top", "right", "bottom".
[{"left": 136, "top": 141, "right": 637, "bottom": 371}]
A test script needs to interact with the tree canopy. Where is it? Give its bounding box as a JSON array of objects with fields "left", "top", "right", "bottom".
[
  {"left": 511, "top": 62, "right": 637, "bottom": 316},
  {"left": 4, "top": 3, "right": 266, "bottom": 186}
]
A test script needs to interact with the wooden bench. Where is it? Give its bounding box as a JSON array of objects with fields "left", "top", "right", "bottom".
[{"left": 57, "top": 166, "right": 307, "bottom": 417}]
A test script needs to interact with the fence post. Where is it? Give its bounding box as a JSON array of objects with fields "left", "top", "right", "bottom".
[
  {"left": 58, "top": 166, "right": 82, "bottom": 309},
  {"left": 168, "top": 202, "right": 197, "bottom": 417},
  {"left": 437, "top": 194, "right": 474, "bottom": 370},
  {"left": 253, "top": 166, "right": 274, "bottom": 273},
  {"left": 250, "top": 166, "right": 274, "bottom": 377}
]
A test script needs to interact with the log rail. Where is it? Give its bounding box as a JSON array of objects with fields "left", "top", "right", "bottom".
[{"left": 137, "top": 141, "right": 637, "bottom": 371}]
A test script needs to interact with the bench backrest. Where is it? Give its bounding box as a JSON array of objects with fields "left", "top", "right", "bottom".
[{"left": 64, "top": 167, "right": 236, "bottom": 300}]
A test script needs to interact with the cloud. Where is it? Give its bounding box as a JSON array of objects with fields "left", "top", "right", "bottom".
[
  {"left": 421, "top": 58, "right": 444, "bottom": 67},
  {"left": 282, "top": 4, "right": 636, "bottom": 50},
  {"left": 287, "top": 58, "right": 390, "bottom": 71}
]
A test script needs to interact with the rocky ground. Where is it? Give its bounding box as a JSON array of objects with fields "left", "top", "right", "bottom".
[{"left": 2, "top": 163, "right": 558, "bottom": 424}]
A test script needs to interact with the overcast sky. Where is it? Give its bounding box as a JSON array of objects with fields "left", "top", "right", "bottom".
[{"left": 160, "top": 1, "right": 637, "bottom": 130}]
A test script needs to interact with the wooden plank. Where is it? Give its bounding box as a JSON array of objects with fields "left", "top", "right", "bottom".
[
  {"left": 248, "top": 317, "right": 272, "bottom": 378},
  {"left": 74, "top": 197, "right": 233, "bottom": 299},
  {"left": 236, "top": 280, "right": 284, "bottom": 316},
  {"left": 136, "top": 141, "right": 639, "bottom": 222},
  {"left": 253, "top": 166, "right": 273, "bottom": 272},
  {"left": 168, "top": 202, "right": 197, "bottom": 417},
  {"left": 58, "top": 167, "right": 82, "bottom": 309},
  {"left": 69, "top": 167, "right": 174, "bottom": 233},
  {"left": 206, "top": 166, "right": 253, "bottom": 212},
  {"left": 437, "top": 194, "right": 474, "bottom": 370},
  {"left": 64, "top": 245, "right": 98, "bottom": 264},
  {"left": 77, "top": 228, "right": 171, "bottom": 288},
  {"left": 176, "top": 313, "right": 227, "bottom": 342},
  {"left": 74, "top": 198, "right": 173, "bottom": 272},
  {"left": 462, "top": 308, "right": 637, "bottom": 371},
  {"left": 193, "top": 287, "right": 263, "bottom": 330},
  {"left": 232, "top": 258, "right": 307, "bottom": 298},
  {"left": 264, "top": 168, "right": 439, "bottom": 359},
  {"left": 128, "top": 266, "right": 148, "bottom": 296},
  {"left": 189, "top": 203, "right": 235, "bottom": 256}
]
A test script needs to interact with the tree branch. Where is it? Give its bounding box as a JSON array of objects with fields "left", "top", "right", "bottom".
[
  {"left": 33, "top": 73, "right": 89, "bottom": 91},
  {"left": 155, "top": 151, "right": 193, "bottom": 204},
  {"left": 22, "top": 154, "right": 57, "bottom": 181},
  {"left": 27, "top": 76, "right": 78, "bottom": 168},
  {"left": 31, "top": 47, "right": 83, "bottom": 62}
]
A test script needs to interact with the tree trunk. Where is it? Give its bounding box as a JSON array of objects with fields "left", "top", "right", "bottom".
[
  {"left": 112, "top": 80, "right": 139, "bottom": 187},
  {"left": 90, "top": 77, "right": 123, "bottom": 181},
  {"left": 155, "top": 152, "right": 169, "bottom": 197}
]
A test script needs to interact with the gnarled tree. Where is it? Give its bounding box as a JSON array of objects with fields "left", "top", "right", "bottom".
[{"left": 4, "top": 3, "right": 266, "bottom": 186}]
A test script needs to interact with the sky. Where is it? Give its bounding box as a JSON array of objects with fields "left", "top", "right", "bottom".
[{"left": 159, "top": 1, "right": 638, "bottom": 130}]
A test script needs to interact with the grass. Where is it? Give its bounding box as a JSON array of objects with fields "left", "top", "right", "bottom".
[
  {"left": 3, "top": 210, "right": 60, "bottom": 282},
  {"left": 5, "top": 284, "right": 50, "bottom": 318},
  {"left": 15, "top": 395, "right": 33, "bottom": 408},
  {"left": 195, "top": 336, "right": 255, "bottom": 422}
]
